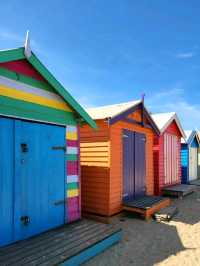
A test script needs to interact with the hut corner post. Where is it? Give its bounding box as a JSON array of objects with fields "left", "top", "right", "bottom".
[
  {"left": 141, "top": 93, "right": 145, "bottom": 127},
  {"left": 66, "top": 124, "right": 81, "bottom": 223}
]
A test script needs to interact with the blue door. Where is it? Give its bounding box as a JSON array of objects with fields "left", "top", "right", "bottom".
[
  {"left": 0, "top": 117, "right": 14, "bottom": 247},
  {"left": 134, "top": 132, "right": 146, "bottom": 197},
  {"left": 123, "top": 130, "right": 146, "bottom": 201},
  {"left": 14, "top": 120, "right": 65, "bottom": 241},
  {"left": 0, "top": 117, "right": 65, "bottom": 247}
]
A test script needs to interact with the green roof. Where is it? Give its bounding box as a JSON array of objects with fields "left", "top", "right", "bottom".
[{"left": 0, "top": 47, "right": 96, "bottom": 129}]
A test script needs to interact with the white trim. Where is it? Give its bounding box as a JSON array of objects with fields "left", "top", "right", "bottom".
[
  {"left": 24, "top": 30, "right": 32, "bottom": 59},
  {"left": 0, "top": 75, "right": 65, "bottom": 103},
  {"left": 152, "top": 112, "right": 186, "bottom": 139},
  {"left": 66, "top": 125, "right": 77, "bottom": 133},
  {"left": 67, "top": 175, "right": 79, "bottom": 183},
  {"left": 182, "top": 130, "right": 200, "bottom": 145},
  {"left": 67, "top": 147, "right": 78, "bottom": 155}
]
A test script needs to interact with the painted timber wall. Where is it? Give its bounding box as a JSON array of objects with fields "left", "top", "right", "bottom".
[
  {"left": 181, "top": 144, "right": 188, "bottom": 184},
  {"left": 181, "top": 136, "right": 199, "bottom": 183},
  {"left": 0, "top": 60, "right": 81, "bottom": 224},
  {"left": 0, "top": 60, "right": 76, "bottom": 125},
  {"left": 153, "top": 121, "right": 182, "bottom": 195},
  {"left": 80, "top": 108, "right": 155, "bottom": 216}
]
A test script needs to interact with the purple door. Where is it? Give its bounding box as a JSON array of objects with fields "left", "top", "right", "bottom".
[{"left": 123, "top": 130, "right": 146, "bottom": 201}]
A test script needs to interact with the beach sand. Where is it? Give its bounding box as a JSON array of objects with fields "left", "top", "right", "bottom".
[{"left": 84, "top": 187, "right": 200, "bottom": 266}]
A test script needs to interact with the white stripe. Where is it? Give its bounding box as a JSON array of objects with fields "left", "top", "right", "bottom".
[
  {"left": 0, "top": 75, "right": 65, "bottom": 103},
  {"left": 67, "top": 175, "right": 79, "bottom": 183},
  {"left": 66, "top": 125, "right": 77, "bottom": 133},
  {"left": 67, "top": 147, "right": 78, "bottom": 155}
]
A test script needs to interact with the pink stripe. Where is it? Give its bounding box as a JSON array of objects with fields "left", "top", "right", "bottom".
[
  {"left": 68, "top": 196, "right": 79, "bottom": 205},
  {"left": 67, "top": 140, "right": 78, "bottom": 147},
  {"left": 67, "top": 161, "right": 78, "bottom": 175},
  {"left": 0, "top": 60, "right": 45, "bottom": 81},
  {"left": 68, "top": 212, "right": 81, "bottom": 222},
  {"left": 68, "top": 197, "right": 79, "bottom": 211}
]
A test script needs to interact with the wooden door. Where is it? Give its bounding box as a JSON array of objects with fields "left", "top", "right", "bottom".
[{"left": 123, "top": 130, "right": 146, "bottom": 201}]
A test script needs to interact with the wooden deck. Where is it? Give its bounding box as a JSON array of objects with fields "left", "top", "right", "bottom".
[
  {"left": 162, "top": 184, "right": 196, "bottom": 198},
  {"left": 123, "top": 196, "right": 171, "bottom": 220},
  {"left": 0, "top": 219, "right": 122, "bottom": 266}
]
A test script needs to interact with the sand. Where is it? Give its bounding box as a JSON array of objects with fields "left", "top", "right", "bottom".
[{"left": 84, "top": 187, "right": 200, "bottom": 266}]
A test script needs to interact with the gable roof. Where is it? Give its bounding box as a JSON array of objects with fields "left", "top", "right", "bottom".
[
  {"left": 0, "top": 47, "right": 96, "bottom": 129},
  {"left": 181, "top": 130, "right": 200, "bottom": 144},
  {"left": 151, "top": 112, "right": 186, "bottom": 138},
  {"left": 86, "top": 100, "right": 141, "bottom": 120},
  {"left": 87, "top": 100, "right": 160, "bottom": 134}
]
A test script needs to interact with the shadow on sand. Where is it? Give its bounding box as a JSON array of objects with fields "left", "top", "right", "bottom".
[
  {"left": 85, "top": 214, "right": 190, "bottom": 266},
  {"left": 169, "top": 188, "right": 200, "bottom": 225}
]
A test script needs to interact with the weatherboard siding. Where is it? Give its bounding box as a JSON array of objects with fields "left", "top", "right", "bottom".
[
  {"left": 80, "top": 110, "right": 155, "bottom": 217},
  {"left": 181, "top": 144, "right": 188, "bottom": 184},
  {"left": 0, "top": 62, "right": 75, "bottom": 125},
  {"left": 0, "top": 59, "right": 46, "bottom": 81},
  {"left": 80, "top": 120, "right": 110, "bottom": 215},
  {"left": 66, "top": 125, "right": 81, "bottom": 222},
  {"left": 154, "top": 121, "right": 182, "bottom": 195}
]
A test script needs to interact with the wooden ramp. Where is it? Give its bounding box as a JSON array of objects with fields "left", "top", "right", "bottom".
[
  {"left": 123, "top": 196, "right": 171, "bottom": 220},
  {"left": 163, "top": 184, "right": 196, "bottom": 198},
  {"left": 189, "top": 179, "right": 200, "bottom": 186},
  {"left": 0, "top": 219, "right": 122, "bottom": 266}
]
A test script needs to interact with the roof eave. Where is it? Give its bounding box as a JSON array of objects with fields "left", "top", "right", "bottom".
[
  {"left": 187, "top": 130, "right": 200, "bottom": 145},
  {"left": 160, "top": 114, "right": 186, "bottom": 139}
]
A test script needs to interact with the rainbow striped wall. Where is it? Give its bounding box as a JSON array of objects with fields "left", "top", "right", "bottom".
[
  {"left": 0, "top": 63, "right": 76, "bottom": 126},
  {"left": 66, "top": 125, "right": 81, "bottom": 222}
]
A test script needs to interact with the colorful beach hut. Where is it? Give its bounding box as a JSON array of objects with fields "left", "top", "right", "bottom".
[
  {"left": 152, "top": 112, "right": 186, "bottom": 195},
  {"left": 0, "top": 40, "right": 96, "bottom": 247},
  {"left": 181, "top": 130, "right": 200, "bottom": 183},
  {"left": 80, "top": 100, "right": 170, "bottom": 219}
]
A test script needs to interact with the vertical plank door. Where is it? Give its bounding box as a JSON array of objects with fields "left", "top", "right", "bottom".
[
  {"left": 123, "top": 130, "right": 146, "bottom": 201},
  {"left": 0, "top": 117, "right": 14, "bottom": 247},
  {"left": 14, "top": 120, "right": 65, "bottom": 242},
  {"left": 134, "top": 132, "right": 146, "bottom": 197}
]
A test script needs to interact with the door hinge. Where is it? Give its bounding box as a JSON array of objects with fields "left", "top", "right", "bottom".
[
  {"left": 54, "top": 199, "right": 66, "bottom": 206},
  {"left": 52, "top": 146, "right": 66, "bottom": 151}
]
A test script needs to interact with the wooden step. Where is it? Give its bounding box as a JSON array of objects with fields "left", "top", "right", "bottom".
[{"left": 123, "top": 196, "right": 171, "bottom": 220}]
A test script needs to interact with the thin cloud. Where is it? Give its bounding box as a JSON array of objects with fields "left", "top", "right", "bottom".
[
  {"left": 0, "top": 28, "right": 43, "bottom": 55},
  {"left": 146, "top": 87, "right": 200, "bottom": 129},
  {"left": 176, "top": 52, "right": 196, "bottom": 59},
  {"left": 0, "top": 30, "right": 23, "bottom": 43}
]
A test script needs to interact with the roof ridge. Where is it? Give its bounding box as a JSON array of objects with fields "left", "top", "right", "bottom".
[{"left": 87, "top": 100, "right": 141, "bottom": 110}]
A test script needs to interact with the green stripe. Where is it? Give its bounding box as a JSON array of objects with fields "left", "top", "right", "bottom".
[
  {"left": 67, "top": 154, "right": 78, "bottom": 161},
  {"left": 0, "top": 67, "right": 55, "bottom": 93},
  {"left": 67, "top": 182, "right": 78, "bottom": 190},
  {"left": 0, "top": 95, "right": 77, "bottom": 125},
  {"left": 28, "top": 53, "right": 97, "bottom": 129},
  {"left": 0, "top": 48, "right": 25, "bottom": 63},
  {"left": 0, "top": 47, "right": 96, "bottom": 128}
]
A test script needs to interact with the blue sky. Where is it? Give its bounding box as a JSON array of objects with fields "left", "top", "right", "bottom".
[{"left": 0, "top": 0, "right": 200, "bottom": 129}]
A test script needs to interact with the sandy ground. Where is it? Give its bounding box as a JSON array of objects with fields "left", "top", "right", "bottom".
[{"left": 84, "top": 187, "right": 200, "bottom": 266}]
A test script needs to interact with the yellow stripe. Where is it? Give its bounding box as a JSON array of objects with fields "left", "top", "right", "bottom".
[
  {"left": 67, "top": 189, "right": 79, "bottom": 198},
  {"left": 66, "top": 131, "right": 78, "bottom": 140},
  {"left": 0, "top": 85, "right": 72, "bottom": 112}
]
